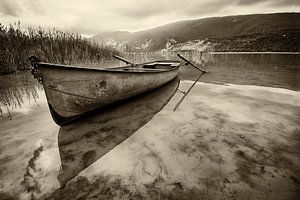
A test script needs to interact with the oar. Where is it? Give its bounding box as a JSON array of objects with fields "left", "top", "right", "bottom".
[
  {"left": 173, "top": 54, "right": 208, "bottom": 111},
  {"left": 173, "top": 73, "right": 204, "bottom": 111},
  {"left": 114, "top": 55, "right": 135, "bottom": 66},
  {"left": 177, "top": 53, "right": 207, "bottom": 73}
]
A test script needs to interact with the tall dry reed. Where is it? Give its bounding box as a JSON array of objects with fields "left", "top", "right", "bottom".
[{"left": 0, "top": 22, "right": 118, "bottom": 74}]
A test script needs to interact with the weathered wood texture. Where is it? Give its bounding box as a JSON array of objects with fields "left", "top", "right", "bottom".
[{"left": 36, "top": 61, "right": 179, "bottom": 124}]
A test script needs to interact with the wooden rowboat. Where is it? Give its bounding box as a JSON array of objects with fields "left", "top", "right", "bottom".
[{"left": 29, "top": 56, "right": 180, "bottom": 125}]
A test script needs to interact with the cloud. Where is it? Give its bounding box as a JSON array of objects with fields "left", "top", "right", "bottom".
[
  {"left": 238, "top": 0, "right": 300, "bottom": 6},
  {"left": 270, "top": 0, "right": 300, "bottom": 7},
  {"left": 0, "top": 0, "right": 20, "bottom": 16},
  {"left": 0, "top": 0, "right": 299, "bottom": 35},
  {"left": 114, "top": 0, "right": 230, "bottom": 19},
  {"left": 114, "top": 1, "right": 171, "bottom": 19},
  {"left": 238, "top": 0, "right": 267, "bottom": 5},
  {"left": 182, "top": 0, "right": 232, "bottom": 16}
]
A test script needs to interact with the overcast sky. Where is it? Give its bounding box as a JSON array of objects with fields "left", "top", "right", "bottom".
[{"left": 0, "top": 0, "right": 299, "bottom": 36}]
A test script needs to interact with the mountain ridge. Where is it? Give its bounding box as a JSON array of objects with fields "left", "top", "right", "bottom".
[{"left": 91, "top": 12, "right": 300, "bottom": 52}]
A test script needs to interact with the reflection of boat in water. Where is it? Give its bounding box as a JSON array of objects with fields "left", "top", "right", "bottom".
[
  {"left": 57, "top": 77, "right": 179, "bottom": 187},
  {"left": 29, "top": 56, "right": 180, "bottom": 125}
]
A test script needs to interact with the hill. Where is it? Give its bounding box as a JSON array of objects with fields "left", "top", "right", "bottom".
[{"left": 91, "top": 13, "right": 300, "bottom": 52}]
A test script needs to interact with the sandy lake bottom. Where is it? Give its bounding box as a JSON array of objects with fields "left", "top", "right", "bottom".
[{"left": 0, "top": 80, "right": 299, "bottom": 200}]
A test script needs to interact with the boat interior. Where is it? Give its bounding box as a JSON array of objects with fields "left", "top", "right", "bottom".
[
  {"left": 38, "top": 60, "right": 180, "bottom": 72},
  {"left": 120, "top": 61, "right": 181, "bottom": 72}
]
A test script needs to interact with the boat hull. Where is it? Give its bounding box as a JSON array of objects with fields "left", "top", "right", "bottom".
[{"left": 35, "top": 62, "right": 179, "bottom": 125}]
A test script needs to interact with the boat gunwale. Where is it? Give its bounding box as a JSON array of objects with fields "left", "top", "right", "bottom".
[{"left": 37, "top": 60, "right": 181, "bottom": 73}]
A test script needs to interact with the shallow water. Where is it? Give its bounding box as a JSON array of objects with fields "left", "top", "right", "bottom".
[{"left": 0, "top": 53, "right": 299, "bottom": 199}]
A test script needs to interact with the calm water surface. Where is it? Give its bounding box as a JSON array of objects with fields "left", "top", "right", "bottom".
[
  {"left": 1, "top": 53, "right": 299, "bottom": 115},
  {"left": 0, "top": 53, "right": 299, "bottom": 198},
  {"left": 122, "top": 52, "right": 300, "bottom": 90}
]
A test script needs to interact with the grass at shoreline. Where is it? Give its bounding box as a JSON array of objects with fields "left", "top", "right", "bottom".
[{"left": 0, "top": 22, "right": 118, "bottom": 75}]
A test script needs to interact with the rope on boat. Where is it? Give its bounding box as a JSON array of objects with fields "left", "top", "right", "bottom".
[{"left": 29, "top": 56, "right": 43, "bottom": 84}]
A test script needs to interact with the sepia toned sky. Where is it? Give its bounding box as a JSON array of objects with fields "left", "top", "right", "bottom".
[{"left": 0, "top": 0, "right": 299, "bottom": 36}]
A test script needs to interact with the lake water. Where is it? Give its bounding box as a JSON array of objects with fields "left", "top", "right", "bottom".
[
  {"left": 1, "top": 53, "right": 299, "bottom": 116},
  {"left": 0, "top": 53, "right": 299, "bottom": 200},
  {"left": 123, "top": 52, "right": 300, "bottom": 90}
]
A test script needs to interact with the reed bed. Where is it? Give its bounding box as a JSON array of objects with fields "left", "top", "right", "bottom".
[{"left": 0, "top": 22, "right": 118, "bottom": 75}]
